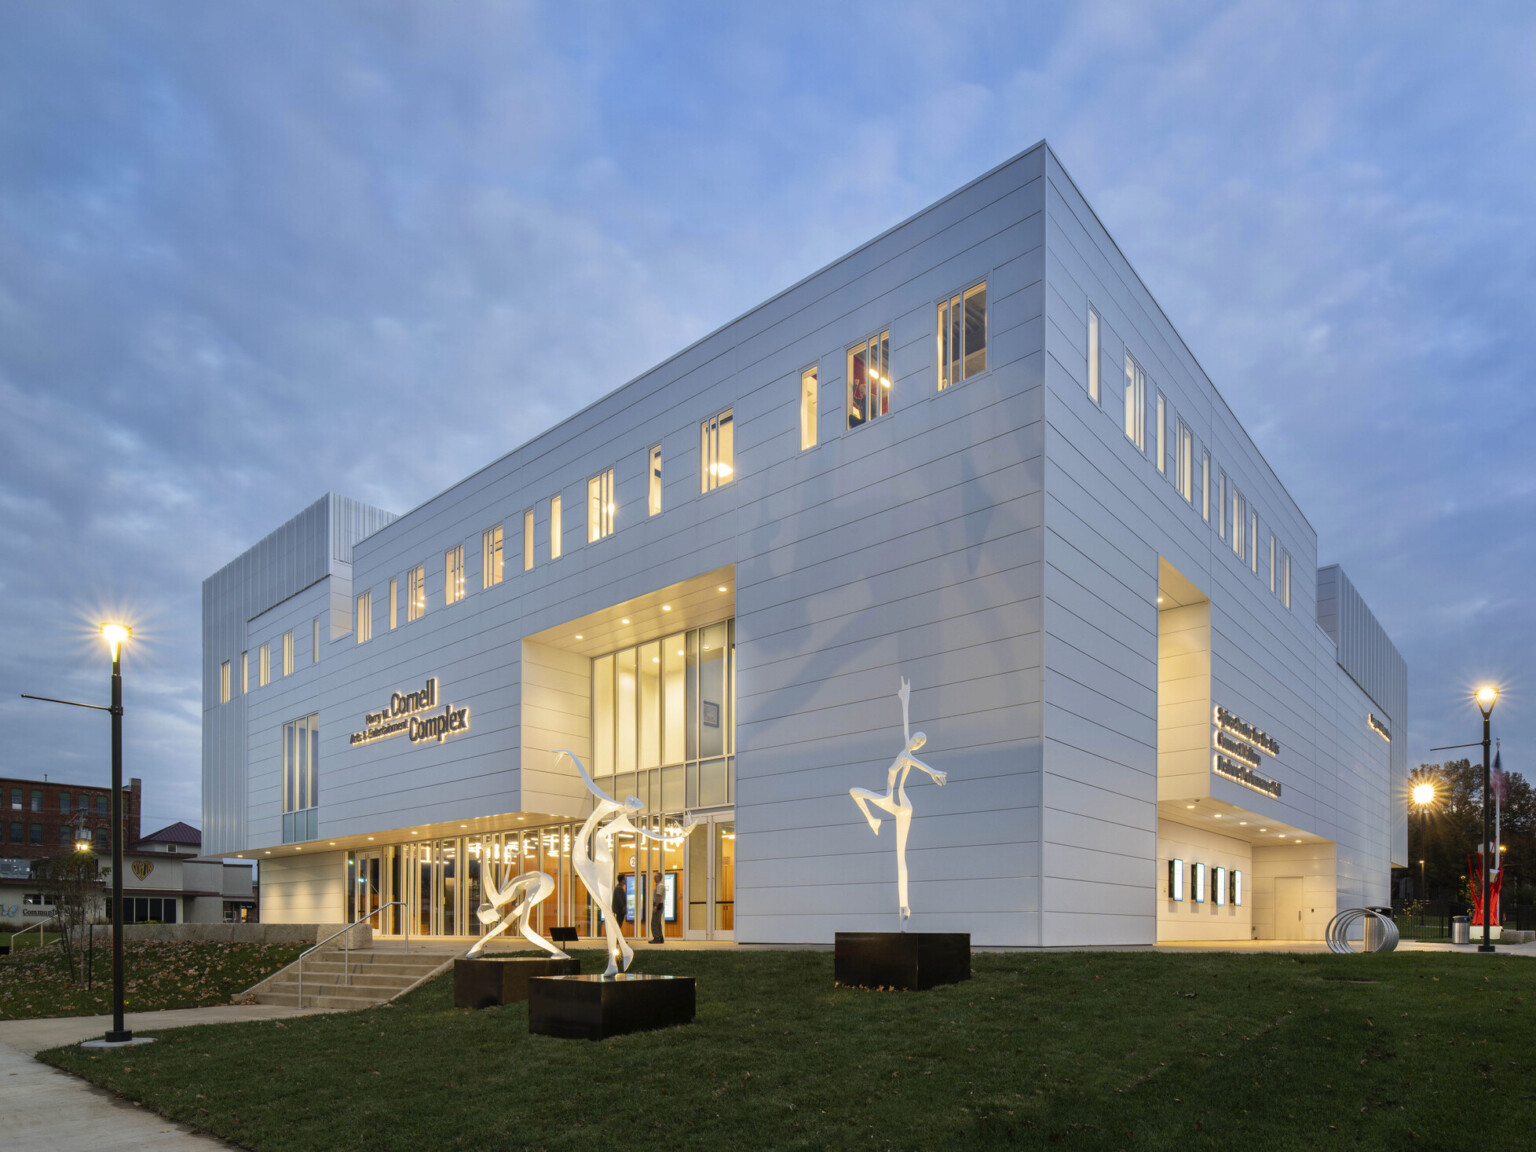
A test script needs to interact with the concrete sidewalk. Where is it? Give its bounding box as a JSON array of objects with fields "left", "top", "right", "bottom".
[{"left": 0, "top": 1002, "right": 332, "bottom": 1151}]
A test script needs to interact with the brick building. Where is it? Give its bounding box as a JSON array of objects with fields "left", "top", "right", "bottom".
[{"left": 1, "top": 775, "right": 141, "bottom": 860}]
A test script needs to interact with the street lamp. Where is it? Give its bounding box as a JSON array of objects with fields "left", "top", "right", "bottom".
[
  {"left": 1409, "top": 777, "right": 1437, "bottom": 902},
  {"left": 100, "top": 623, "right": 133, "bottom": 1041},
  {"left": 1475, "top": 685, "right": 1499, "bottom": 953}
]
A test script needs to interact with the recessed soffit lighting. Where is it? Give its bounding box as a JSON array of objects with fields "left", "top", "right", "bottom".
[
  {"left": 621, "top": 618, "right": 630, "bottom": 625},
  {"left": 717, "top": 586, "right": 728, "bottom": 593}
]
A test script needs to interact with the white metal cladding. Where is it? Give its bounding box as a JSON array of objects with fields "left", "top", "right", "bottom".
[{"left": 201, "top": 494, "right": 395, "bottom": 855}]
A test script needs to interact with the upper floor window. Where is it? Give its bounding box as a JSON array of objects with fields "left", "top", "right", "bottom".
[
  {"left": 1250, "top": 510, "right": 1259, "bottom": 575},
  {"left": 445, "top": 544, "right": 465, "bottom": 605},
  {"left": 1176, "top": 420, "right": 1194, "bottom": 504},
  {"left": 1155, "top": 393, "right": 1167, "bottom": 475},
  {"left": 648, "top": 446, "right": 663, "bottom": 515},
  {"left": 389, "top": 578, "right": 398, "bottom": 629},
  {"left": 523, "top": 509, "right": 535, "bottom": 570},
  {"left": 96, "top": 795, "right": 108, "bottom": 817},
  {"left": 241, "top": 651, "right": 248, "bottom": 694},
  {"left": 1201, "top": 452, "right": 1211, "bottom": 522},
  {"left": 407, "top": 565, "right": 425, "bottom": 622},
  {"left": 7, "top": 787, "right": 18, "bottom": 810},
  {"left": 356, "top": 591, "right": 372, "bottom": 643},
  {"left": 259, "top": 643, "right": 271, "bottom": 687},
  {"left": 1269, "top": 533, "right": 1277, "bottom": 593},
  {"left": 483, "top": 525, "right": 504, "bottom": 588},
  {"left": 282, "top": 712, "right": 319, "bottom": 844},
  {"left": 701, "top": 409, "right": 734, "bottom": 490},
  {"left": 588, "top": 469, "right": 615, "bottom": 542},
  {"left": 1123, "top": 353, "right": 1146, "bottom": 451},
  {"left": 1087, "top": 307, "right": 1101, "bottom": 404},
  {"left": 847, "top": 332, "right": 890, "bottom": 429},
  {"left": 1282, "top": 550, "right": 1292, "bottom": 609},
  {"left": 1231, "top": 488, "right": 1247, "bottom": 562},
  {"left": 31, "top": 789, "right": 42, "bottom": 812},
  {"left": 59, "top": 791, "right": 71, "bottom": 813},
  {"left": 550, "top": 495, "right": 563, "bottom": 559},
  {"left": 282, "top": 630, "right": 294, "bottom": 677},
  {"left": 1217, "top": 470, "right": 1227, "bottom": 541},
  {"left": 220, "top": 660, "right": 231, "bottom": 704},
  {"left": 312, "top": 616, "right": 320, "bottom": 663},
  {"left": 938, "top": 283, "right": 986, "bottom": 390},
  {"left": 800, "top": 368, "right": 818, "bottom": 450}
]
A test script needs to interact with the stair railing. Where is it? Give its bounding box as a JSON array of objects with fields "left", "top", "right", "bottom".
[
  {"left": 8, "top": 916, "right": 60, "bottom": 954},
  {"left": 295, "top": 900, "right": 407, "bottom": 1009}
]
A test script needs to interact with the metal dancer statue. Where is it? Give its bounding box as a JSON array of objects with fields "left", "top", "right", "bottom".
[
  {"left": 555, "top": 749, "right": 696, "bottom": 977},
  {"left": 465, "top": 864, "right": 567, "bottom": 960},
  {"left": 850, "top": 678, "right": 946, "bottom": 927}
]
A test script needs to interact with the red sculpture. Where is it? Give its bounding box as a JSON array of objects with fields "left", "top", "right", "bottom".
[{"left": 1467, "top": 853, "right": 1503, "bottom": 934}]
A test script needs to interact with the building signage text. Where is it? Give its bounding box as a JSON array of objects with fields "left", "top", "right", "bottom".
[
  {"left": 1212, "top": 705, "right": 1282, "bottom": 799},
  {"left": 350, "top": 678, "right": 472, "bottom": 747},
  {"left": 1215, "top": 730, "right": 1262, "bottom": 768},
  {"left": 1368, "top": 713, "right": 1391, "bottom": 742},
  {"left": 1214, "top": 707, "right": 1280, "bottom": 756},
  {"left": 1214, "top": 754, "right": 1282, "bottom": 799}
]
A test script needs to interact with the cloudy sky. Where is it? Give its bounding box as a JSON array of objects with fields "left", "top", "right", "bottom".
[{"left": 2, "top": 1, "right": 1531, "bottom": 834}]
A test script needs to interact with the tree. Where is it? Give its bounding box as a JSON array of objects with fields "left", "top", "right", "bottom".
[
  {"left": 1410, "top": 758, "right": 1536, "bottom": 909},
  {"left": 32, "top": 852, "right": 106, "bottom": 984}
]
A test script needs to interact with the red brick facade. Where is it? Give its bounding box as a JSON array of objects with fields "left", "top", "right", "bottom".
[{"left": 1, "top": 776, "right": 141, "bottom": 862}]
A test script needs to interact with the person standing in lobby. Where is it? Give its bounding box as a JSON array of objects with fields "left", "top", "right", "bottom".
[{"left": 650, "top": 870, "right": 666, "bottom": 943}]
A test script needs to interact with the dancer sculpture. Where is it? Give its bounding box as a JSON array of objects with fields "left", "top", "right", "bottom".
[
  {"left": 465, "top": 866, "right": 568, "bottom": 959},
  {"left": 555, "top": 749, "right": 696, "bottom": 977},
  {"left": 850, "top": 678, "right": 947, "bottom": 927}
]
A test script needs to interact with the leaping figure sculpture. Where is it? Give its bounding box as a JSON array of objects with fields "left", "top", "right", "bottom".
[
  {"left": 464, "top": 864, "right": 568, "bottom": 960},
  {"left": 555, "top": 749, "right": 696, "bottom": 977},
  {"left": 850, "top": 678, "right": 947, "bottom": 927}
]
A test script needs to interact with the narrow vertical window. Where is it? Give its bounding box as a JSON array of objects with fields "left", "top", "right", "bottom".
[
  {"left": 800, "top": 367, "right": 818, "bottom": 449},
  {"left": 483, "top": 525, "right": 504, "bottom": 588},
  {"left": 1201, "top": 452, "right": 1210, "bottom": 521},
  {"left": 937, "top": 283, "right": 987, "bottom": 390},
  {"left": 588, "top": 469, "right": 615, "bottom": 542},
  {"left": 1251, "top": 511, "right": 1259, "bottom": 574},
  {"left": 282, "top": 631, "right": 294, "bottom": 677},
  {"left": 356, "top": 591, "right": 372, "bottom": 643},
  {"left": 1217, "top": 471, "right": 1227, "bottom": 540},
  {"left": 388, "top": 578, "right": 398, "bottom": 629},
  {"left": 523, "top": 509, "right": 535, "bottom": 570},
  {"left": 1087, "top": 307, "right": 1101, "bottom": 404},
  {"left": 1176, "top": 420, "right": 1194, "bottom": 503},
  {"left": 259, "top": 643, "right": 270, "bottom": 687},
  {"left": 445, "top": 544, "right": 464, "bottom": 604},
  {"left": 701, "top": 409, "right": 735, "bottom": 490},
  {"left": 407, "top": 565, "right": 425, "bottom": 622},
  {"left": 648, "top": 446, "right": 662, "bottom": 515},
  {"left": 847, "top": 332, "right": 891, "bottom": 428},
  {"left": 1232, "top": 490, "right": 1246, "bottom": 561},
  {"left": 550, "top": 495, "right": 563, "bottom": 559},
  {"left": 241, "top": 651, "right": 248, "bottom": 694},
  {"left": 1156, "top": 393, "right": 1167, "bottom": 474},
  {"left": 1269, "top": 534, "right": 1277, "bottom": 593},
  {"left": 312, "top": 616, "right": 320, "bottom": 663},
  {"left": 1282, "top": 551, "right": 1292, "bottom": 609},
  {"left": 1123, "top": 353, "right": 1146, "bottom": 450},
  {"left": 220, "top": 661, "right": 231, "bottom": 704}
]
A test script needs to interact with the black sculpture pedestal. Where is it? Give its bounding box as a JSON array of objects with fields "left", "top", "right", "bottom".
[
  {"left": 454, "top": 955, "right": 580, "bottom": 1009},
  {"left": 834, "top": 932, "right": 971, "bottom": 990},
  {"left": 528, "top": 973, "right": 695, "bottom": 1040}
]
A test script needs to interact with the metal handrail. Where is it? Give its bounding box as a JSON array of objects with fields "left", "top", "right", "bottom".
[
  {"left": 295, "top": 901, "right": 407, "bottom": 1009},
  {"left": 8, "top": 915, "right": 60, "bottom": 954}
]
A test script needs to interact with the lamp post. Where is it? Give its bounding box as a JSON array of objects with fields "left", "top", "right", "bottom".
[
  {"left": 1475, "top": 686, "right": 1499, "bottom": 953},
  {"left": 1411, "top": 779, "right": 1436, "bottom": 900}
]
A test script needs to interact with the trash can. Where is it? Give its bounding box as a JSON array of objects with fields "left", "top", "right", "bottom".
[
  {"left": 1365, "top": 907, "right": 1394, "bottom": 951},
  {"left": 1451, "top": 915, "right": 1470, "bottom": 945}
]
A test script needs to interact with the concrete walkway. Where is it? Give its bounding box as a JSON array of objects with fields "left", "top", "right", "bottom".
[{"left": 0, "top": 1002, "right": 333, "bottom": 1151}]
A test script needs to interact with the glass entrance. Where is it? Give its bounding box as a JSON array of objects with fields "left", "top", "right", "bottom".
[
  {"left": 347, "top": 848, "right": 395, "bottom": 934},
  {"left": 685, "top": 814, "right": 734, "bottom": 940}
]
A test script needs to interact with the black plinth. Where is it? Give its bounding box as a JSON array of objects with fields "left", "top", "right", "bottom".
[
  {"left": 834, "top": 932, "right": 971, "bottom": 990},
  {"left": 454, "top": 956, "right": 581, "bottom": 1009},
  {"left": 528, "top": 973, "right": 695, "bottom": 1040}
]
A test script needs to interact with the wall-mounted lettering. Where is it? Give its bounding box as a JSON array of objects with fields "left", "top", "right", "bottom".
[
  {"left": 1215, "top": 730, "right": 1262, "bottom": 768},
  {"left": 1368, "top": 713, "right": 1391, "bottom": 742},
  {"left": 1214, "top": 753, "right": 1282, "bottom": 799},
  {"left": 351, "top": 678, "right": 471, "bottom": 747},
  {"left": 1214, "top": 706, "right": 1280, "bottom": 756}
]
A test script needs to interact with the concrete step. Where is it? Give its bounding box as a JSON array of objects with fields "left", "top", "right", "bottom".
[
  {"left": 301, "top": 959, "right": 443, "bottom": 979},
  {"left": 251, "top": 990, "right": 382, "bottom": 1010}
]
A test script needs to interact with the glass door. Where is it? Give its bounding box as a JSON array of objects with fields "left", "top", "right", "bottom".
[
  {"left": 355, "top": 850, "right": 387, "bottom": 932},
  {"left": 685, "top": 813, "right": 735, "bottom": 941}
]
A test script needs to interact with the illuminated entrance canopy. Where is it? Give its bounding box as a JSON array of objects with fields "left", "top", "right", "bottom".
[{"left": 349, "top": 677, "right": 471, "bottom": 746}]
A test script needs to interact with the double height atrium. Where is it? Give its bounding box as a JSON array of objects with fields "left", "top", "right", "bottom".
[{"left": 202, "top": 141, "right": 1405, "bottom": 947}]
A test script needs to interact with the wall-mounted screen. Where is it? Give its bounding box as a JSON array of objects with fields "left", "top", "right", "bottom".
[
  {"left": 1231, "top": 869, "right": 1243, "bottom": 906},
  {"left": 1168, "top": 858, "right": 1184, "bottom": 901},
  {"left": 1213, "top": 866, "right": 1227, "bottom": 906},
  {"left": 1192, "top": 861, "right": 1207, "bottom": 903}
]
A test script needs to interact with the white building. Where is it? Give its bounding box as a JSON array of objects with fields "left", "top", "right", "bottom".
[{"left": 201, "top": 141, "right": 1406, "bottom": 948}]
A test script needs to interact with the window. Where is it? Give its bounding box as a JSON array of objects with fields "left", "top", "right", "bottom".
[
  {"left": 523, "top": 509, "right": 535, "bottom": 570},
  {"left": 77, "top": 794, "right": 89, "bottom": 811},
  {"left": 800, "top": 367, "right": 818, "bottom": 450},
  {"left": 1251, "top": 510, "right": 1259, "bottom": 574},
  {"left": 1232, "top": 488, "right": 1246, "bottom": 562},
  {"left": 356, "top": 591, "right": 372, "bottom": 643},
  {"left": 1155, "top": 392, "right": 1167, "bottom": 474},
  {"left": 59, "top": 792, "right": 71, "bottom": 813},
  {"left": 588, "top": 469, "right": 615, "bottom": 542},
  {"left": 30, "top": 823, "right": 42, "bottom": 845},
  {"left": 1123, "top": 353, "right": 1146, "bottom": 451},
  {"left": 701, "top": 409, "right": 735, "bottom": 489},
  {"left": 550, "top": 495, "right": 563, "bottom": 559},
  {"left": 938, "top": 282, "right": 986, "bottom": 389},
  {"left": 241, "top": 651, "right": 249, "bottom": 694},
  {"left": 6, "top": 822, "right": 18, "bottom": 843},
  {"left": 220, "top": 661, "right": 231, "bottom": 704},
  {"left": 407, "top": 565, "right": 425, "bottom": 622},
  {"left": 1269, "top": 533, "right": 1277, "bottom": 593},
  {"left": 8, "top": 788, "right": 18, "bottom": 810},
  {"left": 313, "top": 616, "right": 320, "bottom": 663},
  {"left": 95, "top": 828, "right": 109, "bottom": 850},
  {"left": 282, "top": 630, "right": 294, "bottom": 677},
  {"left": 97, "top": 796, "right": 108, "bottom": 817},
  {"left": 282, "top": 712, "right": 319, "bottom": 844},
  {"left": 258, "top": 643, "right": 270, "bottom": 687},
  {"left": 389, "top": 578, "right": 398, "bottom": 629},
  {"left": 1282, "top": 550, "right": 1292, "bottom": 609},
  {"left": 445, "top": 544, "right": 465, "bottom": 605},
  {"left": 1176, "top": 420, "right": 1194, "bottom": 503},
  {"left": 483, "top": 525, "right": 504, "bottom": 588},
  {"left": 1087, "top": 307, "right": 1101, "bottom": 403},
  {"left": 1217, "top": 471, "right": 1227, "bottom": 540},
  {"left": 60, "top": 825, "right": 73, "bottom": 846},
  {"left": 1201, "top": 452, "right": 1211, "bottom": 522},
  {"left": 648, "top": 446, "right": 662, "bottom": 515},
  {"left": 31, "top": 789, "right": 42, "bottom": 812},
  {"left": 847, "top": 333, "right": 890, "bottom": 428}
]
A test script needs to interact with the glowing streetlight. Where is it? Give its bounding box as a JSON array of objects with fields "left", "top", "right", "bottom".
[
  {"left": 98, "top": 622, "right": 136, "bottom": 1040},
  {"left": 1474, "top": 685, "right": 1500, "bottom": 953},
  {"left": 1411, "top": 781, "right": 1436, "bottom": 808}
]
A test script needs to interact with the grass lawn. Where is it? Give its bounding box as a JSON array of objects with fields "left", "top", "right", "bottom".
[
  {"left": 1, "top": 940, "right": 305, "bottom": 1020},
  {"left": 40, "top": 948, "right": 1536, "bottom": 1150}
]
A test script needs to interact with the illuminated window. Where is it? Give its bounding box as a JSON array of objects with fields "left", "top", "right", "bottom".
[
  {"left": 1201, "top": 452, "right": 1211, "bottom": 522},
  {"left": 701, "top": 409, "right": 734, "bottom": 490},
  {"left": 241, "top": 651, "right": 248, "bottom": 694},
  {"left": 220, "top": 661, "right": 231, "bottom": 704},
  {"left": 259, "top": 643, "right": 270, "bottom": 687},
  {"left": 1168, "top": 858, "right": 1185, "bottom": 901},
  {"left": 523, "top": 508, "right": 534, "bottom": 570},
  {"left": 1217, "top": 470, "right": 1227, "bottom": 540},
  {"left": 1156, "top": 392, "right": 1167, "bottom": 474},
  {"left": 588, "top": 469, "right": 616, "bottom": 542},
  {"left": 847, "top": 332, "right": 890, "bottom": 428},
  {"left": 648, "top": 446, "right": 662, "bottom": 515},
  {"left": 1269, "top": 534, "right": 1277, "bottom": 594},
  {"left": 281, "top": 712, "right": 319, "bottom": 844},
  {"left": 282, "top": 631, "right": 294, "bottom": 677},
  {"left": 356, "top": 591, "right": 372, "bottom": 643},
  {"left": 1087, "top": 307, "right": 1101, "bottom": 404},
  {"left": 1123, "top": 353, "right": 1146, "bottom": 451},
  {"left": 483, "top": 525, "right": 504, "bottom": 588},
  {"left": 313, "top": 617, "right": 321, "bottom": 663},
  {"left": 407, "top": 565, "right": 425, "bottom": 622},
  {"left": 388, "top": 578, "right": 398, "bottom": 629},
  {"left": 1250, "top": 510, "right": 1259, "bottom": 574},
  {"left": 800, "top": 367, "right": 818, "bottom": 450},
  {"left": 1176, "top": 419, "right": 1194, "bottom": 503},
  {"left": 1231, "top": 488, "right": 1246, "bottom": 562},
  {"left": 445, "top": 544, "right": 465, "bottom": 605},
  {"left": 937, "top": 282, "right": 986, "bottom": 390},
  {"left": 550, "top": 495, "right": 563, "bottom": 559}
]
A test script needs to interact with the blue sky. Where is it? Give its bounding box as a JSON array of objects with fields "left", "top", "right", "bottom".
[{"left": 1, "top": 1, "right": 1531, "bottom": 833}]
